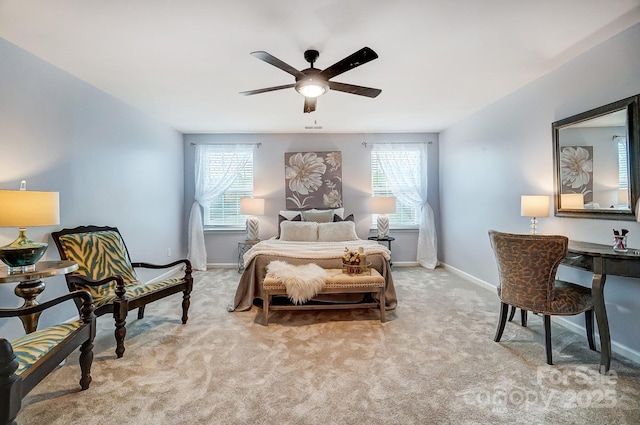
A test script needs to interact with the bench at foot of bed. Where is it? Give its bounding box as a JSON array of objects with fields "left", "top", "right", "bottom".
[{"left": 262, "top": 268, "right": 385, "bottom": 325}]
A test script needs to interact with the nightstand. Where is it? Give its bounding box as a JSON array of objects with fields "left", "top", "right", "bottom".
[
  {"left": 238, "top": 239, "right": 259, "bottom": 273},
  {"left": 368, "top": 236, "right": 395, "bottom": 266}
]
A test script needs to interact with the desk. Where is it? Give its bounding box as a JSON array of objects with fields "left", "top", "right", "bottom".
[
  {"left": 0, "top": 260, "right": 78, "bottom": 333},
  {"left": 563, "top": 240, "right": 640, "bottom": 374}
]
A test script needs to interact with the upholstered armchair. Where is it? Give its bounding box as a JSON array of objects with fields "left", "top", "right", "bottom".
[
  {"left": 0, "top": 290, "right": 95, "bottom": 425},
  {"left": 52, "top": 225, "right": 193, "bottom": 358},
  {"left": 488, "top": 230, "right": 596, "bottom": 365}
]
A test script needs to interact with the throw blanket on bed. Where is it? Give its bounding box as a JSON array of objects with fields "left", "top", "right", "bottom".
[
  {"left": 266, "top": 261, "right": 328, "bottom": 304},
  {"left": 244, "top": 239, "right": 391, "bottom": 267}
]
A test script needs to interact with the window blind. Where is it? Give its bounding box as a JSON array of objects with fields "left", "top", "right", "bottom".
[
  {"left": 370, "top": 150, "right": 420, "bottom": 227},
  {"left": 204, "top": 151, "right": 254, "bottom": 227}
]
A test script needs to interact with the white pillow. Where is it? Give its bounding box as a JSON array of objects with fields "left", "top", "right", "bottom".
[
  {"left": 317, "top": 221, "right": 359, "bottom": 242},
  {"left": 279, "top": 221, "right": 318, "bottom": 242}
]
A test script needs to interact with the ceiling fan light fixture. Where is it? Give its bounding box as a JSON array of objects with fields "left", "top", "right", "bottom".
[{"left": 296, "top": 78, "right": 329, "bottom": 98}]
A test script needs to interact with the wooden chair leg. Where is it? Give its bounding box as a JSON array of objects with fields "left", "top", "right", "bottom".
[
  {"left": 137, "top": 306, "right": 145, "bottom": 320},
  {"left": 508, "top": 305, "right": 516, "bottom": 322},
  {"left": 114, "top": 307, "right": 127, "bottom": 358},
  {"left": 521, "top": 309, "right": 528, "bottom": 327},
  {"left": 79, "top": 339, "right": 94, "bottom": 390},
  {"left": 494, "top": 302, "right": 509, "bottom": 342},
  {"left": 181, "top": 290, "right": 191, "bottom": 324},
  {"left": 544, "top": 315, "right": 553, "bottom": 365},
  {"left": 585, "top": 308, "right": 596, "bottom": 351}
]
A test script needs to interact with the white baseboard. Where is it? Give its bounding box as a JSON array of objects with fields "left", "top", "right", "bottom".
[
  {"left": 441, "top": 262, "right": 640, "bottom": 367},
  {"left": 206, "top": 263, "right": 236, "bottom": 269}
]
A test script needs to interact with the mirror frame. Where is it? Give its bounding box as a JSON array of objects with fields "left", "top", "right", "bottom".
[{"left": 553, "top": 95, "right": 640, "bottom": 220}]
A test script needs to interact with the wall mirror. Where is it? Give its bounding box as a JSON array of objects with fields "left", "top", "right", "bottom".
[{"left": 553, "top": 95, "right": 640, "bottom": 220}]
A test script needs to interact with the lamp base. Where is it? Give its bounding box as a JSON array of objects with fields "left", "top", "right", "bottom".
[
  {"left": 377, "top": 215, "right": 390, "bottom": 239},
  {"left": 0, "top": 229, "right": 48, "bottom": 273},
  {"left": 246, "top": 216, "right": 260, "bottom": 241},
  {"left": 529, "top": 217, "right": 539, "bottom": 235}
]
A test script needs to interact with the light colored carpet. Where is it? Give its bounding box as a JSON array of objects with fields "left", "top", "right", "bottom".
[{"left": 16, "top": 267, "right": 640, "bottom": 424}]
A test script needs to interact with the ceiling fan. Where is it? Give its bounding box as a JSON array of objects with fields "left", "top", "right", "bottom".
[{"left": 240, "top": 47, "right": 381, "bottom": 113}]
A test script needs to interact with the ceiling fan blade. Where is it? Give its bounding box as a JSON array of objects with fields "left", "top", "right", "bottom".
[
  {"left": 250, "top": 51, "right": 305, "bottom": 78},
  {"left": 240, "top": 83, "right": 296, "bottom": 96},
  {"left": 320, "top": 47, "right": 378, "bottom": 80},
  {"left": 304, "top": 97, "right": 317, "bottom": 113},
  {"left": 328, "top": 81, "right": 381, "bottom": 98}
]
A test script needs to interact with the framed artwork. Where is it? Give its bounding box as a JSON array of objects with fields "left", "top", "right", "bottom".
[
  {"left": 560, "top": 145, "right": 593, "bottom": 203},
  {"left": 285, "top": 151, "right": 342, "bottom": 209}
]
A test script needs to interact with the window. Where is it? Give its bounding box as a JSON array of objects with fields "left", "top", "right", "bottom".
[
  {"left": 203, "top": 149, "right": 254, "bottom": 228},
  {"left": 618, "top": 136, "right": 629, "bottom": 208},
  {"left": 370, "top": 149, "right": 421, "bottom": 228},
  {"left": 618, "top": 137, "right": 628, "bottom": 190}
]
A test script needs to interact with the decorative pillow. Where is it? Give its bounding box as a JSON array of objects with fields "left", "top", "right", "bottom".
[
  {"left": 317, "top": 221, "right": 359, "bottom": 242},
  {"left": 331, "top": 207, "right": 345, "bottom": 219},
  {"left": 279, "top": 221, "right": 318, "bottom": 242},
  {"left": 302, "top": 210, "right": 333, "bottom": 223},
  {"left": 277, "top": 213, "right": 301, "bottom": 238},
  {"left": 279, "top": 210, "right": 302, "bottom": 220},
  {"left": 333, "top": 213, "right": 354, "bottom": 222}
]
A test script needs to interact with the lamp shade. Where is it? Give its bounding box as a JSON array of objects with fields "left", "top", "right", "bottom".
[
  {"left": 240, "top": 198, "right": 265, "bottom": 216},
  {"left": 561, "top": 193, "right": 585, "bottom": 209},
  {"left": 0, "top": 190, "right": 60, "bottom": 227},
  {"left": 618, "top": 189, "right": 629, "bottom": 206},
  {"left": 369, "top": 197, "right": 397, "bottom": 214},
  {"left": 520, "top": 195, "right": 550, "bottom": 218}
]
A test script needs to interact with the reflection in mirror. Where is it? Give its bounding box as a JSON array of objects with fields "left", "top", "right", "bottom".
[{"left": 553, "top": 95, "right": 640, "bottom": 220}]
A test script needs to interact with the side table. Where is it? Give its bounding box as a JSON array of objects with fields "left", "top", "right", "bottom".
[
  {"left": 238, "top": 240, "right": 260, "bottom": 273},
  {"left": 0, "top": 260, "right": 79, "bottom": 333},
  {"left": 368, "top": 236, "right": 395, "bottom": 265}
]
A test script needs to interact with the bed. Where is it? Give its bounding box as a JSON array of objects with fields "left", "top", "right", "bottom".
[{"left": 229, "top": 211, "right": 397, "bottom": 312}]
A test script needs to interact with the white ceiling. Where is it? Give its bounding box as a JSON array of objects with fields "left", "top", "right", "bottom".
[{"left": 2, "top": 0, "right": 640, "bottom": 134}]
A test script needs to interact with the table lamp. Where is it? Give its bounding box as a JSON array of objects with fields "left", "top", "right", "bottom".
[
  {"left": 521, "top": 195, "right": 550, "bottom": 235},
  {"left": 240, "top": 198, "right": 264, "bottom": 241},
  {"left": 0, "top": 181, "right": 60, "bottom": 273},
  {"left": 370, "top": 196, "right": 396, "bottom": 238}
]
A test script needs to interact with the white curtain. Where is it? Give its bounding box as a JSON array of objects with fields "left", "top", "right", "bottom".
[
  {"left": 187, "top": 144, "right": 253, "bottom": 271},
  {"left": 372, "top": 143, "right": 438, "bottom": 269}
]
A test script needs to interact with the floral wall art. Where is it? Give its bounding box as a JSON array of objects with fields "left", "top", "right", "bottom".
[
  {"left": 284, "top": 151, "right": 342, "bottom": 210},
  {"left": 560, "top": 145, "right": 594, "bottom": 203}
]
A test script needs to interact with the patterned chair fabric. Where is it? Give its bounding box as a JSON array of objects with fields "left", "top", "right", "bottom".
[
  {"left": 11, "top": 321, "right": 83, "bottom": 375},
  {"left": 489, "top": 231, "right": 592, "bottom": 315},
  {"left": 52, "top": 225, "right": 193, "bottom": 359},
  {"left": 56, "top": 230, "right": 185, "bottom": 308},
  {"left": 488, "top": 230, "right": 595, "bottom": 365}
]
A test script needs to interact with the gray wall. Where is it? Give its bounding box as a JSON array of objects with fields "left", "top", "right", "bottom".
[
  {"left": 183, "top": 133, "right": 440, "bottom": 266},
  {"left": 0, "top": 38, "right": 185, "bottom": 341},
  {"left": 439, "top": 23, "right": 640, "bottom": 362}
]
